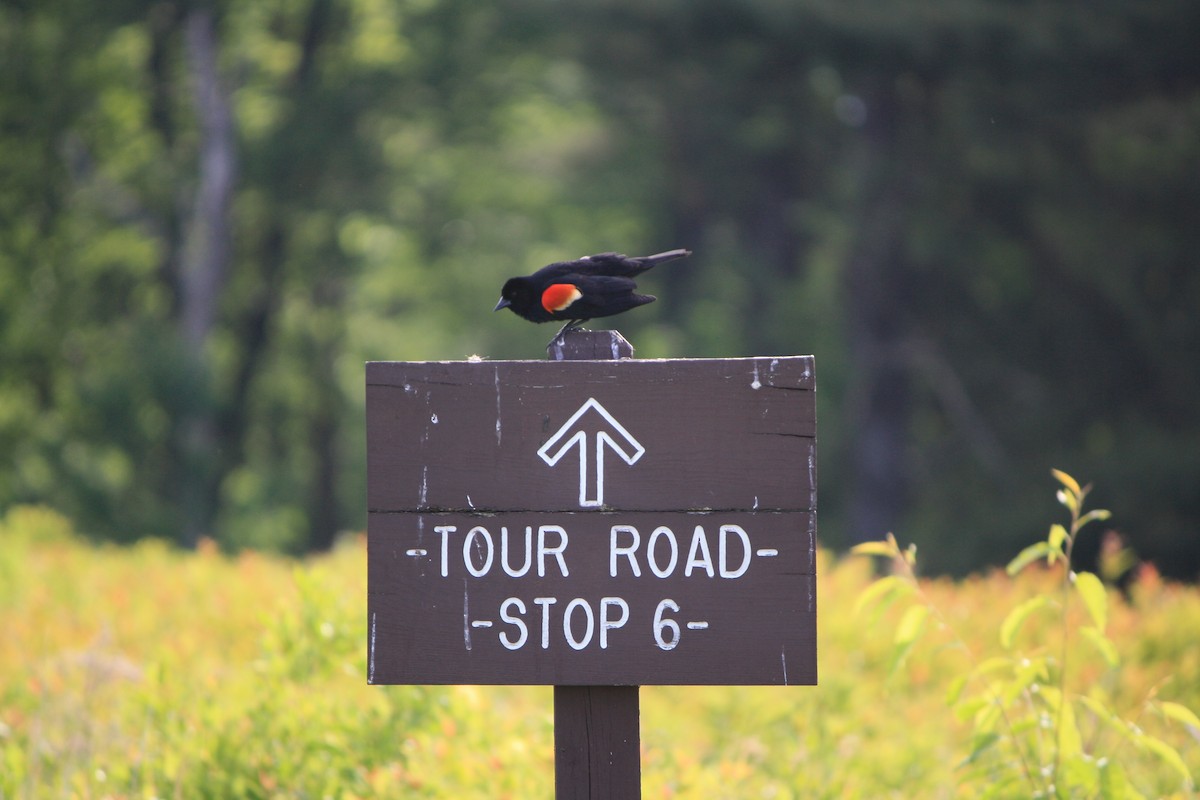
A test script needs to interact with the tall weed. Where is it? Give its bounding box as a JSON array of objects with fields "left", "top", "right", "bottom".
[{"left": 854, "top": 471, "right": 1200, "bottom": 798}]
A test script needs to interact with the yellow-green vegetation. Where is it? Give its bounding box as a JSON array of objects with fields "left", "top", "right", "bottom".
[
  {"left": 2, "top": 491, "right": 1198, "bottom": 799},
  {"left": 852, "top": 473, "right": 1200, "bottom": 799}
]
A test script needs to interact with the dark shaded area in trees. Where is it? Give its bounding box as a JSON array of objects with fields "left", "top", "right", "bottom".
[{"left": 1, "top": 0, "right": 1197, "bottom": 577}]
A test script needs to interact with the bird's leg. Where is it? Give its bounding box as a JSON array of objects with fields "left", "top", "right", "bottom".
[
  {"left": 547, "top": 319, "right": 585, "bottom": 348},
  {"left": 554, "top": 319, "right": 585, "bottom": 337}
]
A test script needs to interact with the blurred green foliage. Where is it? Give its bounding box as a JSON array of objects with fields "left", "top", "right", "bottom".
[{"left": 1, "top": 0, "right": 1198, "bottom": 575}]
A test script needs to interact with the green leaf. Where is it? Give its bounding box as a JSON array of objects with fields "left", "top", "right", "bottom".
[
  {"left": 1099, "top": 759, "right": 1145, "bottom": 800},
  {"left": 889, "top": 637, "right": 919, "bottom": 676},
  {"left": 1078, "top": 694, "right": 1111, "bottom": 718},
  {"left": 1000, "top": 595, "right": 1049, "bottom": 649},
  {"left": 1138, "top": 733, "right": 1193, "bottom": 786},
  {"left": 1057, "top": 488, "right": 1079, "bottom": 514},
  {"left": 1052, "top": 468, "right": 1082, "bottom": 497},
  {"left": 1080, "top": 625, "right": 1120, "bottom": 668},
  {"left": 1057, "top": 696, "right": 1083, "bottom": 760},
  {"left": 1000, "top": 657, "right": 1047, "bottom": 705},
  {"left": 1059, "top": 754, "right": 1101, "bottom": 797},
  {"left": 1159, "top": 700, "right": 1200, "bottom": 731},
  {"left": 1037, "top": 684, "right": 1065, "bottom": 716},
  {"left": 886, "top": 601, "right": 930, "bottom": 676},
  {"left": 850, "top": 540, "right": 895, "bottom": 558},
  {"left": 1078, "top": 509, "right": 1112, "bottom": 528},
  {"left": 953, "top": 696, "right": 989, "bottom": 723},
  {"left": 974, "top": 695, "right": 1002, "bottom": 733},
  {"left": 1007, "top": 541, "right": 1052, "bottom": 576},
  {"left": 1074, "top": 570, "right": 1108, "bottom": 631},
  {"left": 957, "top": 731, "right": 1000, "bottom": 768},
  {"left": 1048, "top": 523, "right": 1068, "bottom": 554},
  {"left": 1079, "top": 695, "right": 1129, "bottom": 738},
  {"left": 945, "top": 673, "right": 969, "bottom": 706},
  {"left": 971, "top": 656, "right": 1016, "bottom": 679},
  {"left": 895, "top": 604, "right": 929, "bottom": 647},
  {"left": 970, "top": 773, "right": 1025, "bottom": 799},
  {"left": 1105, "top": 711, "right": 1140, "bottom": 745},
  {"left": 853, "top": 574, "right": 912, "bottom": 616}
]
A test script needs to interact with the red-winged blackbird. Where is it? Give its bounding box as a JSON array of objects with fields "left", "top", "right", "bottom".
[{"left": 493, "top": 249, "right": 691, "bottom": 335}]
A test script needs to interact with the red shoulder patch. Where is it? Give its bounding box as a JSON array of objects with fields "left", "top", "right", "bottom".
[{"left": 542, "top": 283, "right": 583, "bottom": 313}]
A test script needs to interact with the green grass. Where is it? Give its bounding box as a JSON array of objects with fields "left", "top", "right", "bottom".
[{"left": 1, "top": 503, "right": 1197, "bottom": 799}]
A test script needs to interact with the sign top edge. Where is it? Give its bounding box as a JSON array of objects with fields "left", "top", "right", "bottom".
[{"left": 366, "top": 354, "right": 815, "bottom": 367}]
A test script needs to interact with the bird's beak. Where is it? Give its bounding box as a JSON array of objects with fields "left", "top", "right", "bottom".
[{"left": 493, "top": 297, "right": 511, "bottom": 312}]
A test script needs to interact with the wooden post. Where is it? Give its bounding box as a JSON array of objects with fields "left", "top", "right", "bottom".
[
  {"left": 549, "top": 329, "right": 641, "bottom": 800},
  {"left": 554, "top": 685, "right": 641, "bottom": 799}
]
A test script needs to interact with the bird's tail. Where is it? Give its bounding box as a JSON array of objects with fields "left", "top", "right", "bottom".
[{"left": 639, "top": 248, "right": 692, "bottom": 267}]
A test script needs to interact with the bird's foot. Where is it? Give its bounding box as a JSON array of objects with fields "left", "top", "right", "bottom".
[
  {"left": 547, "top": 320, "right": 587, "bottom": 349},
  {"left": 554, "top": 319, "right": 586, "bottom": 336}
]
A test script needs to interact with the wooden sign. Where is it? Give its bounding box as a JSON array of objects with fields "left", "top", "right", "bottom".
[{"left": 366, "top": 355, "right": 816, "bottom": 686}]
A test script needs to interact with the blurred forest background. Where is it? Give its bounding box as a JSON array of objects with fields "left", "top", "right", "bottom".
[{"left": 2, "top": 0, "right": 1197, "bottom": 577}]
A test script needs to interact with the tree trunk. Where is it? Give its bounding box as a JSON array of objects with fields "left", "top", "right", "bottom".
[
  {"left": 842, "top": 82, "right": 912, "bottom": 546},
  {"left": 178, "top": 6, "right": 236, "bottom": 547}
]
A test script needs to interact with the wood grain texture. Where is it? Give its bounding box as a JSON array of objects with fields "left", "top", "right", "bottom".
[
  {"left": 547, "top": 329, "right": 634, "bottom": 361},
  {"left": 367, "top": 332, "right": 816, "bottom": 686},
  {"left": 366, "top": 356, "right": 815, "bottom": 513},
  {"left": 555, "top": 684, "right": 641, "bottom": 800}
]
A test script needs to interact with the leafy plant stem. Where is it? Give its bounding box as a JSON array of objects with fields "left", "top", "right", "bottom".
[
  {"left": 889, "top": 544, "right": 1047, "bottom": 795},
  {"left": 1051, "top": 480, "right": 1089, "bottom": 791},
  {"left": 854, "top": 472, "right": 1197, "bottom": 798}
]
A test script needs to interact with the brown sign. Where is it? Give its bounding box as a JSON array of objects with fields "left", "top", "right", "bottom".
[{"left": 366, "top": 356, "right": 816, "bottom": 685}]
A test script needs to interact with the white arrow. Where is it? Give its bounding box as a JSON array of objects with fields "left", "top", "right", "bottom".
[{"left": 537, "top": 398, "right": 645, "bottom": 508}]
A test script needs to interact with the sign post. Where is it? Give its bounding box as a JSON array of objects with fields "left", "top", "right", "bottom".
[
  {"left": 366, "top": 330, "right": 816, "bottom": 794},
  {"left": 550, "top": 331, "right": 642, "bottom": 800}
]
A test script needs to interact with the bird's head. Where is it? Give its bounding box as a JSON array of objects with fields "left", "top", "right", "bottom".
[{"left": 494, "top": 277, "right": 535, "bottom": 314}]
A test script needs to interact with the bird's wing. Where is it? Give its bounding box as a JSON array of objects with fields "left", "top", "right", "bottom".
[
  {"left": 532, "top": 249, "right": 688, "bottom": 281},
  {"left": 571, "top": 274, "right": 639, "bottom": 295},
  {"left": 572, "top": 253, "right": 640, "bottom": 276},
  {"left": 529, "top": 258, "right": 616, "bottom": 282}
]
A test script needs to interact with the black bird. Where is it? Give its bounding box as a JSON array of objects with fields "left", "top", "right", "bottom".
[{"left": 493, "top": 249, "right": 691, "bottom": 336}]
